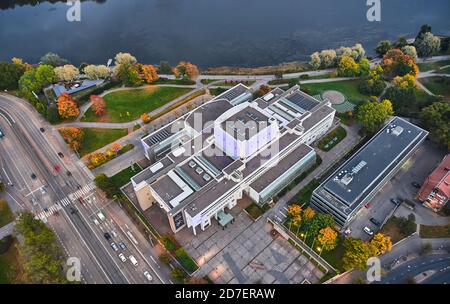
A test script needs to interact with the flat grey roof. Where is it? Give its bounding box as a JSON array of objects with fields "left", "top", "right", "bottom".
[
  {"left": 143, "top": 120, "right": 185, "bottom": 147},
  {"left": 199, "top": 145, "right": 235, "bottom": 174},
  {"left": 222, "top": 107, "right": 271, "bottom": 140},
  {"left": 250, "top": 144, "right": 314, "bottom": 192},
  {"left": 185, "top": 99, "right": 233, "bottom": 132},
  {"left": 320, "top": 117, "right": 428, "bottom": 211},
  {"left": 302, "top": 104, "right": 335, "bottom": 132},
  {"left": 131, "top": 157, "right": 174, "bottom": 185},
  {"left": 151, "top": 175, "right": 184, "bottom": 204}
]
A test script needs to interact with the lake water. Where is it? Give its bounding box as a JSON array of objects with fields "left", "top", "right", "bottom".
[{"left": 1, "top": 0, "right": 449, "bottom": 68}]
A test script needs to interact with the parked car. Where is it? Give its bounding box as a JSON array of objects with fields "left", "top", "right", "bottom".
[
  {"left": 118, "top": 242, "right": 126, "bottom": 250},
  {"left": 363, "top": 226, "right": 374, "bottom": 236},
  {"left": 93, "top": 219, "right": 100, "bottom": 226},
  {"left": 390, "top": 198, "right": 401, "bottom": 205},
  {"left": 110, "top": 242, "right": 119, "bottom": 251},
  {"left": 370, "top": 218, "right": 381, "bottom": 226},
  {"left": 58, "top": 152, "right": 64, "bottom": 158},
  {"left": 104, "top": 232, "right": 112, "bottom": 241},
  {"left": 31, "top": 173, "right": 37, "bottom": 180},
  {"left": 118, "top": 253, "right": 127, "bottom": 263},
  {"left": 411, "top": 181, "right": 421, "bottom": 188},
  {"left": 111, "top": 230, "right": 118, "bottom": 238},
  {"left": 40, "top": 187, "right": 46, "bottom": 195},
  {"left": 143, "top": 271, "right": 153, "bottom": 282}
]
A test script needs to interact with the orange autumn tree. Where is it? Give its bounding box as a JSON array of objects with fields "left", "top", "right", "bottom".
[
  {"left": 57, "top": 93, "right": 79, "bottom": 119},
  {"left": 59, "top": 127, "right": 84, "bottom": 151},
  {"left": 381, "top": 49, "right": 419, "bottom": 79},
  {"left": 140, "top": 113, "right": 151, "bottom": 123},
  {"left": 173, "top": 61, "right": 199, "bottom": 80},
  {"left": 140, "top": 64, "right": 159, "bottom": 83},
  {"left": 111, "top": 142, "right": 123, "bottom": 153},
  {"left": 90, "top": 95, "right": 106, "bottom": 117}
]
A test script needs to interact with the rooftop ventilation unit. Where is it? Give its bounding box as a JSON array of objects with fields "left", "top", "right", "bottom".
[
  {"left": 392, "top": 126, "right": 404, "bottom": 136},
  {"left": 203, "top": 174, "right": 211, "bottom": 182},
  {"left": 352, "top": 160, "right": 367, "bottom": 175},
  {"left": 188, "top": 160, "right": 196, "bottom": 168},
  {"left": 195, "top": 167, "right": 204, "bottom": 174}
]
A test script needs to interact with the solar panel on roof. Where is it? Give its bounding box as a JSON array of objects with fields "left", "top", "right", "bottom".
[
  {"left": 145, "top": 129, "right": 172, "bottom": 146},
  {"left": 286, "top": 92, "right": 319, "bottom": 111}
]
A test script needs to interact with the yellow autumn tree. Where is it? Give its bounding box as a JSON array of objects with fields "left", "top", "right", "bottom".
[
  {"left": 369, "top": 233, "right": 392, "bottom": 255},
  {"left": 303, "top": 207, "right": 315, "bottom": 221},
  {"left": 89, "top": 152, "right": 107, "bottom": 168},
  {"left": 140, "top": 64, "right": 159, "bottom": 83},
  {"left": 317, "top": 227, "right": 338, "bottom": 251},
  {"left": 57, "top": 93, "right": 80, "bottom": 119}
]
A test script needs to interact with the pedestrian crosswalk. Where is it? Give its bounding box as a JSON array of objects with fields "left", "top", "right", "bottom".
[
  {"left": 34, "top": 183, "right": 96, "bottom": 221},
  {"left": 69, "top": 183, "right": 96, "bottom": 201}
]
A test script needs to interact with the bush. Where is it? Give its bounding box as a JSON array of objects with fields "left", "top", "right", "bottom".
[
  {"left": 171, "top": 267, "right": 187, "bottom": 283},
  {"left": 358, "top": 78, "right": 386, "bottom": 96},
  {"left": 175, "top": 248, "right": 198, "bottom": 273},
  {"left": 161, "top": 235, "right": 180, "bottom": 253},
  {"left": 159, "top": 253, "right": 170, "bottom": 265}
]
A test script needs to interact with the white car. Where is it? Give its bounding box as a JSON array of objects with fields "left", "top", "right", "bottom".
[
  {"left": 129, "top": 255, "right": 138, "bottom": 267},
  {"left": 93, "top": 219, "right": 100, "bottom": 226},
  {"left": 143, "top": 271, "right": 153, "bottom": 282},
  {"left": 111, "top": 230, "right": 118, "bottom": 238},
  {"left": 363, "top": 226, "right": 374, "bottom": 236},
  {"left": 118, "top": 253, "right": 127, "bottom": 262},
  {"left": 97, "top": 212, "right": 106, "bottom": 221},
  {"left": 111, "top": 242, "right": 119, "bottom": 251}
]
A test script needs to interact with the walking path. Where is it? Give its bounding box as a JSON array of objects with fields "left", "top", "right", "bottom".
[{"left": 0, "top": 221, "right": 15, "bottom": 239}]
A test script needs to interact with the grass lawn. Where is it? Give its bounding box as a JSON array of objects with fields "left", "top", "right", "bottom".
[
  {"left": 419, "top": 77, "right": 450, "bottom": 99},
  {"left": 418, "top": 60, "right": 450, "bottom": 72},
  {"left": 318, "top": 126, "right": 347, "bottom": 151},
  {"left": 437, "top": 66, "right": 450, "bottom": 74},
  {"left": 0, "top": 237, "right": 23, "bottom": 284},
  {"left": 300, "top": 80, "right": 369, "bottom": 106},
  {"left": 153, "top": 78, "right": 196, "bottom": 85},
  {"left": 381, "top": 216, "right": 416, "bottom": 244},
  {"left": 210, "top": 87, "right": 229, "bottom": 96},
  {"left": 289, "top": 179, "right": 320, "bottom": 206},
  {"left": 0, "top": 200, "right": 14, "bottom": 228},
  {"left": 82, "top": 86, "right": 192, "bottom": 123},
  {"left": 245, "top": 203, "right": 269, "bottom": 220},
  {"left": 201, "top": 79, "right": 223, "bottom": 85},
  {"left": 110, "top": 165, "right": 143, "bottom": 189},
  {"left": 419, "top": 224, "right": 450, "bottom": 238},
  {"left": 79, "top": 128, "right": 129, "bottom": 157}
]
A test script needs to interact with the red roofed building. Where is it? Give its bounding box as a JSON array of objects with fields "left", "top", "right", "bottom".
[{"left": 417, "top": 154, "right": 450, "bottom": 212}]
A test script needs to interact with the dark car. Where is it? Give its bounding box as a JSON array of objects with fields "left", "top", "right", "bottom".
[
  {"left": 390, "top": 198, "right": 400, "bottom": 205},
  {"left": 370, "top": 218, "right": 381, "bottom": 226},
  {"left": 66, "top": 171, "right": 72, "bottom": 177},
  {"left": 58, "top": 152, "right": 64, "bottom": 158},
  {"left": 69, "top": 207, "right": 77, "bottom": 214},
  {"left": 118, "top": 242, "right": 127, "bottom": 250},
  {"left": 104, "top": 232, "right": 112, "bottom": 241},
  {"left": 31, "top": 173, "right": 37, "bottom": 180},
  {"left": 411, "top": 181, "right": 421, "bottom": 188},
  {"left": 39, "top": 127, "right": 45, "bottom": 133}
]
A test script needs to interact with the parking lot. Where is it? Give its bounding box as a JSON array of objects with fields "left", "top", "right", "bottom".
[{"left": 347, "top": 141, "right": 446, "bottom": 241}]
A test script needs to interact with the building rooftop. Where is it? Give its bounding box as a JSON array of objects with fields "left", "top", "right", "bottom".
[
  {"left": 221, "top": 107, "right": 271, "bottom": 141},
  {"left": 250, "top": 144, "right": 314, "bottom": 192},
  {"left": 319, "top": 117, "right": 428, "bottom": 214},
  {"left": 185, "top": 99, "right": 233, "bottom": 133},
  {"left": 417, "top": 154, "right": 450, "bottom": 203},
  {"left": 214, "top": 83, "right": 250, "bottom": 102}
]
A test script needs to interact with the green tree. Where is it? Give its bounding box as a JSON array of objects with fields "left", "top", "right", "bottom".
[
  {"left": 40, "top": 52, "right": 69, "bottom": 67},
  {"left": 420, "top": 102, "right": 450, "bottom": 149},
  {"left": 0, "top": 61, "right": 25, "bottom": 90},
  {"left": 382, "top": 86, "right": 416, "bottom": 116},
  {"left": 94, "top": 173, "right": 119, "bottom": 199},
  {"left": 415, "top": 32, "right": 441, "bottom": 57},
  {"left": 158, "top": 60, "right": 172, "bottom": 74},
  {"left": 356, "top": 99, "right": 394, "bottom": 133},
  {"left": 342, "top": 237, "right": 371, "bottom": 271},
  {"left": 14, "top": 211, "right": 68, "bottom": 283},
  {"left": 0, "top": 181, "right": 5, "bottom": 192},
  {"left": 307, "top": 213, "right": 335, "bottom": 238},
  {"left": 116, "top": 63, "right": 143, "bottom": 87},
  {"left": 375, "top": 40, "right": 392, "bottom": 56},
  {"left": 394, "top": 36, "right": 408, "bottom": 49}
]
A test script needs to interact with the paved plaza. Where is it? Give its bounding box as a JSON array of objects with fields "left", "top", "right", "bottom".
[{"left": 176, "top": 198, "right": 324, "bottom": 284}]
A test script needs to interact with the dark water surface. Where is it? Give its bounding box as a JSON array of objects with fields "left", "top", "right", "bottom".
[{"left": 0, "top": 0, "right": 449, "bottom": 68}]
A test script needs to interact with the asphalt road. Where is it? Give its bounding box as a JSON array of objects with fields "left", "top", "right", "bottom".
[
  {"left": 378, "top": 255, "right": 450, "bottom": 284},
  {"left": 0, "top": 93, "right": 167, "bottom": 284}
]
